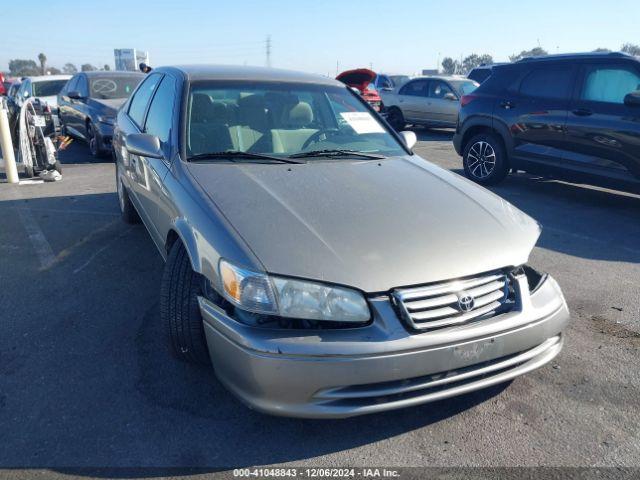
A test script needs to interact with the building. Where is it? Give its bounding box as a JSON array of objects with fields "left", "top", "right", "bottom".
[{"left": 114, "top": 49, "right": 150, "bottom": 72}]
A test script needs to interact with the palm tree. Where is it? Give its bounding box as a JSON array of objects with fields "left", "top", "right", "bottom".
[{"left": 38, "top": 53, "right": 47, "bottom": 75}]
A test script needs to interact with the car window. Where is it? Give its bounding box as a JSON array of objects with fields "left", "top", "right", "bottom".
[
  {"left": 187, "top": 82, "right": 405, "bottom": 158},
  {"left": 400, "top": 80, "right": 428, "bottom": 97},
  {"left": 468, "top": 68, "right": 491, "bottom": 83},
  {"left": 377, "top": 75, "right": 392, "bottom": 89},
  {"left": 31, "top": 80, "right": 69, "bottom": 97},
  {"left": 144, "top": 75, "right": 177, "bottom": 145},
  {"left": 428, "top": 80, "right": 455, "bottom": 99},
  {"left": 581, "top": 65, "right": 640, "bottom": 104},
  {"left": 76, "top": 76, "right": 89, "bottom": 97},
  {"left": 89, "top": 75, "right": 143, "bottom": 100},
  {"left": 128, "top": 73, "right": 162, "bottom": 129},
  {"left": 519, "top": 67, "right": 573, "bottom": 100}
]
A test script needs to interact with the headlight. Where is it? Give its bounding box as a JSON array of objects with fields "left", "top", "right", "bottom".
[
  {"left": 219, "top": 259, "right": 370, "bottom": 323},
  {"left": 97, "top": 115, "right": 114, "bottom": 125}
]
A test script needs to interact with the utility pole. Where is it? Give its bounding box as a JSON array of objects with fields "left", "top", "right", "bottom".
[{"left": 266, "top": 35, "right": 272, "bottom": 67}]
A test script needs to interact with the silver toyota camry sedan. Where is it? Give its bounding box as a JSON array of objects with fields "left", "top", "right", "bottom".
[{"left": 113, "top": 65, "right": 569, "bottom": 419}]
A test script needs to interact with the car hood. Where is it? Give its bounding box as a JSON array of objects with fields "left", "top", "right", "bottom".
[
  {"left": 336, "top": 68, "right": 376, "bottom": 92},
  {"left": 187, "top": 156, "right": 540, "bottom": 292},
  {"left": 89, "top": 97, "right": 127, "bottom": 112}
]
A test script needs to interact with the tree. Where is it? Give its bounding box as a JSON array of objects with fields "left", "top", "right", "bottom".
[
  {"left": 37, "top": 53, "right": 47, "bottom": 75},
  {"left": 8, "top": 59, "right": 40, "bottom": 76},
  {"left": 81, "top": 63, "right": 97, "bottom": 72},
  {"left": 49, "top": 67, "right": 61, "bottom": 75},
  {"left": 593, "top": 48, "right": 611, "bottom": 53},
  {"left": 103, "top": 64, "right": 111, "bottom": 71},
  {"left": 621, "top": 43, "right": 640, "bottom": 56},
  {"left": 461, "top": 54, "right": 494, "bottom": 75},
  {"left": 441, "top": 57, "right": 459, "bottom": 75},
  {"left": 509, "top": 47, "right": 548, "bottom": 62},
  {"left": 63, "top": 63, "right": 78, "bottom": 74}
]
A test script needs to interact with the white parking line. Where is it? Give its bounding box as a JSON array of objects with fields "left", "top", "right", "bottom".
[{"left": 15, "top": 206, "right": 56, "bottom": 270}]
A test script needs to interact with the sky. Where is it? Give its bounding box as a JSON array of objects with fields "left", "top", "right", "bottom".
[{"left": 2, "top": 0, "right": 639, "bottom": 76}]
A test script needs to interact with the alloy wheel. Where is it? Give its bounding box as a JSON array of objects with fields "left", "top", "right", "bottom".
[{"left": 467, "top": 141, "right": 496, "bottom": 179}]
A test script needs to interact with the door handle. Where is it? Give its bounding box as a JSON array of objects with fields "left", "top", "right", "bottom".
[
  {"left": 500, "top": 101, "right": 515, "bottom": 109},
  {"left": 572, "top": 108, "right": 593, "bottom": 117}
]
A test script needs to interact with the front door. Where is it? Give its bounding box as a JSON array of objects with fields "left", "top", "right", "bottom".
[
  {"left": 501, "top": 65, "right": 576, "bottom": 169},
  {"left": 427, "top": 79, "right": 459, "bottom": 126}
]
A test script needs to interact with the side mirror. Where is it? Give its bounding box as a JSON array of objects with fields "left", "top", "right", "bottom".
[
  {"left": 68, "top": 91, "right": 84, "bottom": 100},
  {"left": 624, "top": 91, "right": 640, "bottom": 107},
  {"left": 444, "top": 92, "right": 458, "bottom": 101},
  {"left": 125, "top": 133, "right": 162, "bottom": 158},
  {"left": 399, "top": 130, "right": 417, "bottom": 150}
]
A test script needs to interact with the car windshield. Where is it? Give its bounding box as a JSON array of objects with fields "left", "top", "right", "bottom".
[
  {"left": 187, "top": 82, "right": 406, "bottom": 159},
  {"left": 89, "top": 76, "right": 142, "bottom": 99},
  {"left": 32, "top": 80, "right": 67, "bottom": 97},
  {"left": 451, "top": 80, "right": 479, "bottom": 95}
]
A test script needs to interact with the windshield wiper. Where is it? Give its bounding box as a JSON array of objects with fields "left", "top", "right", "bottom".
[
  {"left": 188, "top": 151, "right": 304, "bottom": 164},
  {"left": 289, "top": 149, "right": 385, "bottom": 160}
]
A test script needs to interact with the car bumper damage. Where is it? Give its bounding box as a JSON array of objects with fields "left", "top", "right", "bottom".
[{"left": 198, "top": 273, "right": 569, "bottom": 419}]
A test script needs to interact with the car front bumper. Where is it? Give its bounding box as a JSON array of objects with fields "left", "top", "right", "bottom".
[{"left": 199, "top": 274, "right": 569, "bottom": 419}]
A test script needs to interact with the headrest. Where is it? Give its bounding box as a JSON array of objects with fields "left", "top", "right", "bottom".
[
  {"left": 285, "top": 102, "right": 313, "bottom": 128},
  {"left": 237, "top": 95, "right": 267, "bottom": 130},
  {"left": 191, "top": 93, "right": 214, "bottom": 120}
]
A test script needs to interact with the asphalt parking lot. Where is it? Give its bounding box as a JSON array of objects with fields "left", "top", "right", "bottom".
[{"left": 1, "top": 130, "right": 639, "bottom": 474}]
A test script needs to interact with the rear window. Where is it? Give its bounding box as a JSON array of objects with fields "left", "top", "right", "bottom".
[
  {"left": 468, "top": 68, "right": 491, "bottom": 83},
  {"left": 32, "top": 80, "right": 68, "bottom": 97},
  {"left": 519, "top": 67, "right": 573, "bottom": 100}
]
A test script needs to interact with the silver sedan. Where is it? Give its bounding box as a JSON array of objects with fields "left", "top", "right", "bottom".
[
  {"left": 113, "top": 65, "right": 568, "bottom": 418},
  {"left": 383, "top": 76, "right": 479, "bottom": 130}
]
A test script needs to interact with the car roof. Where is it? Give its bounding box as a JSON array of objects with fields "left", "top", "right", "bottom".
[
  {"left": 26, "top": 75, "right": 72, "bottom": 82},
  {"left": 407, "top": 75, "right": 475, "bottom": 82},
  {"left": 154, "top": 65, "right": 342, "bottom": 87},
  {"left": 517, "top": 51, "right": 635, "bottom": 63},
  {"left": 82, "top": 71, "right": 145, "bottom": 78}
]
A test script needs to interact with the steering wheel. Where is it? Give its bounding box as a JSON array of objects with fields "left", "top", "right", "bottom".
[{"left": 301, "top": 128, "right": 341, "bottom": 151}]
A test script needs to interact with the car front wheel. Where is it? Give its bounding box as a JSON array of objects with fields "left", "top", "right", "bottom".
[
  {"left": 463, "top": 133, "right": 509, "bottom": 185},
  {"left": 386, "top": 107, "right": 406, "bottom": 131},
  {"left": 160, "top": 241, "right": 211, "bottom": 365}
]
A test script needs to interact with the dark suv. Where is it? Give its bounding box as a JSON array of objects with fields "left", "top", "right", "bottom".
[{"left": 453, "top": 52, "right": 640, "bottom": 193}]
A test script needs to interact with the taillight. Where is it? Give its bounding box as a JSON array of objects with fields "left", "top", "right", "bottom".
[{"left": 460, "top": 94, "right": 478, "bottom": 107}]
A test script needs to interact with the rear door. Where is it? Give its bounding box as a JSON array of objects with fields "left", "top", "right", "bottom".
[
  {"left": 500, "top": 64, "right": 576, "bottom": 168},
  {"left": 564, "top": 62, "right": 640, "bottom": 183},
  {"left": 427, "top": 79, "right": 458, "bottom": 126},
  {"left": 396, "top": 79, "right": 430, "bottom": 123}
]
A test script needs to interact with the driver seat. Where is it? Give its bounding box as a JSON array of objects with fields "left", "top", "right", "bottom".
[{"left": 272, "top": 102, "right": 318, "bottom": 154}]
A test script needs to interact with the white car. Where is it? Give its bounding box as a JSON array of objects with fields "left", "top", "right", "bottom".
[{"left": 15, "top": 75, "right": 71, "bottom": 112}]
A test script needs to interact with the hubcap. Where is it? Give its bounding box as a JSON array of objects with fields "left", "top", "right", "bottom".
[{"left": 467, "top": 141, "right": 496, "bottom": 178}]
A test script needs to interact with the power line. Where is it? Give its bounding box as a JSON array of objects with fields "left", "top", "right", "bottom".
[{"left": 266, "top": 35, "right": 272, "bottom": 67}]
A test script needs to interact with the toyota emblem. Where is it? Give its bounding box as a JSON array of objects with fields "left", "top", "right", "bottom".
[{"left": 457, "top": 293, "right": 475, "bottom": 312}]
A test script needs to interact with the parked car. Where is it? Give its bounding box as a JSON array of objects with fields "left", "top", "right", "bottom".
[
  {"left": 113, "top": 65, "right": 569, "bottom": 418},
  {"left": 467, "top": 63, "right": 507, "bottom": 84},
  {"left": 14, "top": 75, "right": 71, "bottom": 112},
  {"left": 372, "top": 73, "right": 411, "bottom": 91},
  {"left": 454, "top": 52, "right": 640, "bottom": 192},
  {"left": 384, "top": 76, "right": 479, "bottom": 130},
  {"left": 336, "top": 68, "right": 382, "bottom": 111},
  {"left": 0, "top": 73, "right": 6, "bottom": 96},
  {"left": 58, "top": 71, "right": 144, "bottom": 157}
]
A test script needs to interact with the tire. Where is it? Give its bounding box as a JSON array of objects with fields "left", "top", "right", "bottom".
[
  {"left": 160, "top": 241, "right": 211, "bottom": 365},
  {"left": 86, "top": 121, "right": 104, "bottom": 158},
  {"left": 463, "top": 133, "right": 509, "bottom": 185},
  {"left": 116, "top": 164, "right": 140, "bottom": 224},
  {"left": 386, "top": 107, "right": 406, "bottom": 131}
]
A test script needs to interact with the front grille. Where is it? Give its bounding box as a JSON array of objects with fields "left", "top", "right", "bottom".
[{"left": 393, "top": 271, "right": 513, "bottom": 331}]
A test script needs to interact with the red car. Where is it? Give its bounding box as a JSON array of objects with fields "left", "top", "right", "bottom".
[
  {"left": 0, "top": 73, "right": 6, "bottom": 96},
  {"left": 336, "top": 68, "right": 382, "bottom": 112}
]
